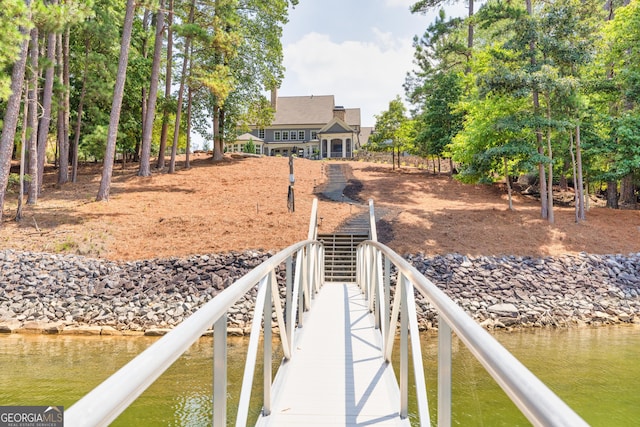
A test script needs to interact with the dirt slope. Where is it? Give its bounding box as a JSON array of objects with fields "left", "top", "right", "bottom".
[{"left": 1, "top": 155, "right": 638, "bottom": 260}]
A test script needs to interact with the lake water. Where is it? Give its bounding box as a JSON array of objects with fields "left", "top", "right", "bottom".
[{"left": 0, "top": 326, "right": 638, "bottom": 426}]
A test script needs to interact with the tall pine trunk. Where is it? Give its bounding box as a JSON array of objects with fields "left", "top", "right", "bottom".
[
  {"left": 606, "top": 180, "right": 618, "bottom": 209},
  {"left": 468, "top": 0, "right": 474, "bottom": 50},
  {"left": 545, "top": 100, "right": 554, "bottom": 224},
  {"left": 71, "top": 40, "right": 90, "bottom": 183},
  {"left": 37, "top": 26, "right": 57, "bottom": 195},
  {"left": 619, "top": 174, "right": 636, "bottom": 209},
  {"left": 504, "top": 156, "right": 513, "bottom": 210},
  {"left": 156, "top": 0, "right": 173, "bottom": 170},
  {"left": 569, "top": 131, "right": 579, "bottom": 222},
  {"left": 139, "top": 1, "right": 165, "bottom": 177},
  {"left": 57, "top": 29, "right": 71, "bottom": 185},
  {"left": 96, "top": 0, "right": 136, "bottom": 201},
  {"left": 0, "top": 6, "right": 30, "bottom": 224},
  {"left": 185, "top": 84, "right": 192, "bottom": 169},
  {"left": 137, "top": 9, "right": 152, "bottom": 163},
  {"left": 575, "top": 125, "right": 585, "bottom": 220},
  {"left": 527, "top": 0, "right": 548, "bottom": 220},
  {"left": 27, "top": 26, "right": 39, "bottom": 204},
  {"left": 184, "top": 34, "right": 195, "bottom": 170},
  {"left": 168, "top": 0, "right": 195, "bottom": 174},
  {"left": 213, "top": 104, "right": 223, "bottom": 160},
  {"left": 17, "top": 82, "right": 29, "bottom": 220}
]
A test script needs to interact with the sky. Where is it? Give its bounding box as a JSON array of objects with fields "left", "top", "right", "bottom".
[{"left": 279, "top": 0, "right": 469, "bottom": 128}]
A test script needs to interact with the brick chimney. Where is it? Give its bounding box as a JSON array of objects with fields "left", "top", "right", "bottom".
[{"left": 333, "top": 106, "right": 346, "bottom": 121}]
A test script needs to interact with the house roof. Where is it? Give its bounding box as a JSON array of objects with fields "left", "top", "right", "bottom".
[
  {"left": 318, "top": 117, "right": 354, "bottom": 134},
  {"left": 273, "top": 95, "right": 361, "bottom": 127},
  {"left": 358, "top": 127, "right": 373, "bottom": 145},
  {"left": 235, "top": 133, "right": 263, "bottom": 142},
  {"left": 345, "top": 108, "right": 361, "bottom": 127}
]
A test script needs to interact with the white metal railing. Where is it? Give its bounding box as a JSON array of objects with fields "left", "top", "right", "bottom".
[
  {"left": 65, "top": 195, "right": 589, "bottom": 427},
  {"left": 356, "top": 237, "right": 590, "bottom": 427},
  {"left": 65, "top": 200, "right": 324, "bottom": 427},
  {"left": 368, "top": 198, "right": 377, "bottom": 241}
]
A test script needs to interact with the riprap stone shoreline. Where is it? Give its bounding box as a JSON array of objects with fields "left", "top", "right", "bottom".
[{"left": 1, "top": 249, "right": 638, "bottom": 335}]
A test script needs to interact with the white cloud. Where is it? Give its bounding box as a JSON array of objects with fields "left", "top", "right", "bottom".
[
  {"left": 281, "top": 31, "right": 415, "bottom": 126},
  {"left": 384, "top": 0, "right": 415, "bottom": 8}
]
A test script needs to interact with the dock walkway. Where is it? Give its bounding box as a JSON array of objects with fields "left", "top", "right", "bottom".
[{"left": 256, "top": 282, "right": 408, "bottom": 426}]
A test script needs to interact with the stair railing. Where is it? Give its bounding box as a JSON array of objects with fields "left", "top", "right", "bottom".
[
  {"left": 356, "top": 238, "right": 589, "bottom": 427},
  {"left": 66, "top": 202, "right": 324, "bottom": 427},
  {"left": 308, "top": 197, "right": 319, "bottom": 240},
  {"left": 368, "top": 198, "right": 377, "bottom": 242}
]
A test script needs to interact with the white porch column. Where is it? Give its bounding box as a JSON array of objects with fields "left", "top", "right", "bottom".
[
  {"left": 342, "top": 139, "right": 346, "bottom": 158},
  {"left": 327, "top": 140, "right": 331, "bottom": 158}
]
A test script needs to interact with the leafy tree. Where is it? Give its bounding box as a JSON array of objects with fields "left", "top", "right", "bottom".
[
  {"left": 598, "top": 0, "right": 640, "bottom": 208},
  {"left": 190, "top": 0, "right": 295, "bottom": 161},
  {"left": 0, "top": 0, "right": 31, "bottom": 100},
  {"left": 450, "top": 90, "right": 540, "bottom": 209},
  {"left": 411, "top": 0, "right": 475, "bottom": 71},
  {"left": 370, "top": 96, "right": 412, "bottom": 170},
  {"left": 244, "top": 138, "right": 256, "bottom": 154},
  {"left": 405, "top": 10, "right": 466, "bottom": 174},
  {"left": 443, "top": 0, "right": 598, "bottom": 220},
  {"left": 68, "top": 0, "right": 124, "bottom": 174}
]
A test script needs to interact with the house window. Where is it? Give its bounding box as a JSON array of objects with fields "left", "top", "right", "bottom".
[
  {"left": 298, "top": 130, "right": 305, "bottom": 140},
  {"left": 256, "top": 145, "right": 261, "bottom": 155},
  {"left": 282, "top": 131, "right": 289, "bottom": 141},
  {"left": 311, "top": 131, "right": 318, "bottom": 140},
  {"left": 258, "top": 128, "right": 265, "bottom": 139},
  {"left": 274, "top": 131, "right": 281, "bottom": 141}
]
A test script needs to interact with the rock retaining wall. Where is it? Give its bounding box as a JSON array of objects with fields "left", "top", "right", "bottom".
[
  {"left": 1, "top": 249, "right": 639, "bottom": 335},
  {"left": 408, "top": 252, "right": 640, "bottom": 329}
]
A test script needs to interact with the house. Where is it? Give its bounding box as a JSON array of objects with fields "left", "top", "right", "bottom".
[{"left": 237, "top": 92, "right": 371, "bottom": 159}]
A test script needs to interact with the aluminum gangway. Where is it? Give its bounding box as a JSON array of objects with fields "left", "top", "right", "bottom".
[{"left": 65, "top": 198, "right": 589, "bottom": 427}]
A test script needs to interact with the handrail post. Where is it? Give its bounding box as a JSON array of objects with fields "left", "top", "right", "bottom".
[
  {"left": 286, "top": 256, "right": 293, "bottom": 350},
  {"left": 368, "top": 199, "right": 377, "bottom": 242},
  {"left": 367, "top": 246, "right": 376, "bottom": 308},
  {"left": 296, "top": 250, "right": 305, "bottom": 327},
  {"left": 438, "top": 315, "right": 452, "bottom": 427},
  {"left": 384, "top": 256, "right": 390, "bottom": 333},
  {"left": 375, "top": 251, "right": 385, "bottom": 333},
  {"left": 263, "top": 274, "right": 272, "bottom": 417},
  {"left": 236, "top": 278, "right": 269, "bottom": 427},
  {"left": 319, "top": 243, "right": 325, "bottom": 287},
  {"left": 213, "top": 313, "right": 227, "bottom": 427},
  {"left": 307, "top": 198, "right": 318, "bottom": 240},
  {"left": 399, "top": 272, "right": 409, "bottom": 419}
]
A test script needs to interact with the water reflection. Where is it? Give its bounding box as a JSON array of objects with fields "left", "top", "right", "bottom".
[{"left": 0, "top": 326, "right": 638, "bottom": 426}]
